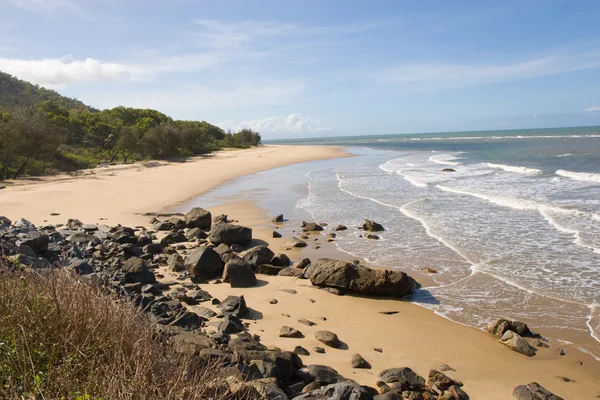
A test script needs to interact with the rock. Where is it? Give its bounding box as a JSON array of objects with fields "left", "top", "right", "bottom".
[
  {"left": 122, "top": 257, "right": 156, "bottom": 284},
  {"left": 298, "top": 318, "right": 316, "bottom": 327},
  {"left": 17, "top": 231, "right": 49, "bottom": 254},
  {"left": 294, "top": 380, "right": 370, "bottom": 400},
  {"left": 373, "top": 392, "right": 401, "bottom": 400},
  {"left": 363, "top": 219, "right": 384, "bottom": 232},
  {"left": 438, "top": 364, "right": 455, "bottom": 372},
  {"left": 303, "top": 222, "right": 324, "bottom": 232},
  {"left": 143, "top": 243, "right": 165, "bottom": 255},
  {"left": 378, "top": 368, "right": 425, "bottom": 391},
  {"left": 269, "top": 299, "right": 278, "bottom": 304},
  {"left": 272, "top": 214, "right": 284, "bottom": 223},
  {"left": 195, "top": 306, "right": 217, "bottom": 318},
  {"left": 499, "top": 330, "right": 536, "bottom": 357},
  {"left": 160, "top": 231, "right": 187, "bottom": 245},
  {"left": 271, "top": 253, "right": 291, "bottom": 267},
  {"left": 185, "top": 207, "right": 212, "bottom": 230},
  {"left": 487, "top": 318, "right": 534, "bottom": 337},
  {"left": 294, "top": 346, "right": 310, "bottom": 356},
  {"left": 256, "top": 264, "right": 284, "bottom": 275},
  {"left": 9, "top": 254, "right": 49, "bottom": 269},
  {"left": 286, "top": 237, "right": 307, "bottom": 248},
  {"left": 218, "top": 316, "right": 245, "bottom": 333},
  {"left": 557, "top": 348, "right": 566, "bottom": 356},
  {"left": 243, "top": 246, "right": 275, "bottom": 268},
  {"left": 278, "top": 268, "right": 305, "bottom": 278},
  {"left": 242, "top": 378, "right": 289, "bottom": 400},
  {"left": 167, "top": 253, "right": 184, "bottom": 272},
  {"left": 512, "top": 382, "right": 564, "bottom": 400},
  {"left": 209, "top": 223, "right": 252, "bottom": 246},
  {"left": 185, "top": 227, "right": 206, "bottom": 241},
  {"left": 442, "top": 168, "right": 456, "bottom": 172},
  {"left": 279, "top": 288, "right": 297, "bottom": 294},
  {"left": 532, "top": 339, "right": 549, "bottom": 348},
  {"left": 217, "top": 295, "right": 248, "bottom": 318},
  {"left": 366, "top": 234, "right": 380, "bottom": 240},
  {"left": 183, "top": 245, "right": 224, "bottom": 280},
  {"left": 280, "top": 326, "right": 303, "bottom": 338},
  {"left": 0, "top": 216, "right": 11, "bottom": 226},
  {"left": 212, "top": 214, "right": 228, "bottom": 224},
  {"left": 68, "top": 232, "right": 97, "bottom": 244},
  {"left": 170, "top": 332, "right": 213, "bottom": 354},
  {"left": 314, "top": 347, "right": 325, "bottom": 354},
  {"left": 427, "top": 369, "right": 463, "bottom": 391},
  {"left": 222, "top": 258, "right": 257, "bottom": 288},
  {"left": 379, "top": 311, "right": 399, "bottom": 315},
  {"left": 301, "top": 365, "right": 342, "bottom": 384},
  {"left": 333, "top": 224, "right": 347, "bottom": 231},
  {"left": 69, "top": 259, "right": 93, "bottom": 275},
  {"left": 304, "top": 259, "right": 417, "bottom": 298},
  {"left": 296, "top": 258, "right": 312, "bottom": 269},
  {"left": 272, "top": 231, "right": 282, "bottom": 238},
  {"left": 315, "top": 330, "right": 340, "bottom": 348},
  {"left": 374, "top": 348, "right": 383, "bottom": 353},
  {"left": 445, "top": 385, "right": 470, "bottom": 400},
  {"left": 351, "top": 353, "right": 371, "bottom": 369}
]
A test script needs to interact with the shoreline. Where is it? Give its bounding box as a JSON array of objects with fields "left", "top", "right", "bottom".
[{"left": 1, "top": 144, "right": 599, "bottom": 399}]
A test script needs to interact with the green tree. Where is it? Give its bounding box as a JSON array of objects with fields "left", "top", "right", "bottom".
[{"left": 116, "top": 125, "right": 141, "bottom": 163}]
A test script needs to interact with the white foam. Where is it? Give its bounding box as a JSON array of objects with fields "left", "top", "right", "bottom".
[
  {"left": 402, "top": 134, "right": 600, "bottom": 141},
  {"left": 556, "top": 169, "right": 600, "bottom": 183},
  {"left": 486, "top": 163, "right": 542, "bottom": 175},
  {"left": 429, "top": 154, "right": 460, "bottom": 166}
]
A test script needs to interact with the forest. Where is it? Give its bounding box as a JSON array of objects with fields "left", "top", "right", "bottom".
[{"left": 0, "top": 72, "right": 261, "bottom": 180}]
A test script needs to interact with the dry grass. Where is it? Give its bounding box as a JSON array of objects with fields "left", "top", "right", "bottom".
[{"left": 0, "top": 257, "right": 239, "bottom": 399}]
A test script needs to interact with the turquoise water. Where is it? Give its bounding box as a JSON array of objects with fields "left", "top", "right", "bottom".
[{"left": 190, "top": 126, "right": 600, "bottom": 358}]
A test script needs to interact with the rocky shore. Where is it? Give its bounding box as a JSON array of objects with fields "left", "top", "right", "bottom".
[{"left": 0, "top": 207, "right": 572, "bottom": 400}]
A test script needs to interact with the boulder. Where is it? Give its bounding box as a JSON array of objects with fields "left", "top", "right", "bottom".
[
  {"left": 185, "top": 207, "right": 212, "bottom": 230},
  {"left": 209, "top": 223, "right": 252, "bottom": 246},
  {"left": 0, "top": 216, "right": 11, "bottom": 226},
  {"left": 512, "top": 382, "right": 563, "bottom": 400},
  {"left": 351, "top": 354, "right": 371, "bottom": 369},
  {"left": 122, "top": 257, "right": 156, "bottom": 284},
  {"left": 212, "top": 214, "right": 228, "bottom": 224},
  {"left": 183, "top": 245, "right": 224, "bottom": 280},
  {"left": 271, "top": 253, "right": 291, "bottom": 267},
  {"left": 304, "top": 259, "right": 417, "bottom": 298},
  {"left": 286, "top": 237, "right": 307, "bottom": 248},
  {"left": 487, "top": 318, "right": 534, "bottom": 337},
  {"left": 294, "top": 380, "right": 371, "bottom": 400},
  {"left": 167, "top": 253, "right": 184, "bottom": 272},
  {"left": 378, "top": 368, "right": 425, "bottom": 391},
  {"left": 272, "top": 231, "right": 282, "bottom": 238},
  {"left": 218, "top": 316, "right": 245, "bottom": 333},
  {"left": 257, "top": 264, "right": 284, "bottom": 275},
  {"left": 272, "top": 214, "right": 284, "bottom": 223},
  {"left": 69, "top": 259, "right": 93, "bottom": 275},
  {"left": 279, "top": 326, "right": 303, "bottom": 338},
  {"left": 243, "top": 246, "right": 275, "bottom": 268},
  {"left": 333, "top": 224, "right": 348, "bottom": 231},
  {"left": 303, "top": 222, "right": 324, "bottom": 232},
  {"left": 499, "top": 330, "right": 536, "bottom": 357},
  {"left": 300, "top": 365, "right": 342, "bottom": 385},
  {"left": 242, "top": 378, "right": 289, "bottom": 400},
  {"left": 296, "top": 258, "right": 311, "bottom": 269},
  {"left": 427, "top": 369, "right": 463, "bottom": 391},
  {"left": 294, "top": 346, "right": 310, "bottom": 356},
  {"left": 314, "top": 330, "right": 340, "bottom": 348},
  {"left": 17, "top": 231, "right": 49, "bottom": 254},
  {"left": 217, "top": 295, "right": 249, "bottom": 318},
  {"left": 222, "top": 258, "right": 257, "bottom": 288},
  {"left": 363, "top": 219, "right": 384, "bottom": 232},
  {"left": 185, "top": 227, "right": 206, "bottom": 240},
  {"left": 278, "top": 268, "right": 305, "bottom": 278}
]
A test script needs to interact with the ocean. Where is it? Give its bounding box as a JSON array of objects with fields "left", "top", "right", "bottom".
[{"left": 182, "top": 126, "right": 600, "bottom": 359}]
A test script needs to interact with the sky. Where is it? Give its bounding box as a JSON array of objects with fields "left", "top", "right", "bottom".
[{"left": 1, "top": 0, "right": 600, "bottom": 139}]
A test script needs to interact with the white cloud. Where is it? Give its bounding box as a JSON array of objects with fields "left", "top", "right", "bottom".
[
  {"left": 378, "top": 50, "right": 600, "bottom": 91},
  {"left": 584, "top": 106, "right": 600, "bottom": 114},
  {"left": 217, "top": 114, "right": 331, "bottom": 134},
  {"left": 6, "top": 0, "right": 82, "bottom": 13}
]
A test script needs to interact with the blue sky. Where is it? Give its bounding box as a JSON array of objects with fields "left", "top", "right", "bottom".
[{"left": 1, "top": 0, "right": 600, "bottom": 139}]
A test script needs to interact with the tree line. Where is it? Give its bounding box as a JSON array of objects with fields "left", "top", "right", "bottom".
[{"left": 0, "top": 102, "right": 261, "bottom": 180}]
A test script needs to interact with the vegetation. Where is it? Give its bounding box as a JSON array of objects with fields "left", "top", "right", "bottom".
[
  {"left": 0, "top": 257, "right": 239, "bottom": 399},
  {"left": 0, "top": 72, "right": 262, "bottom": 180}
]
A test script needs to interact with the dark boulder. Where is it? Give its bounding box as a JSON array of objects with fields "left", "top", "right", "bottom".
[
  {"left": 294, "top": 380, "right": 371, "bottom": 400},
  {"left": 286, "top": 237, "right": 307, "bottom": 248},
  {"left": 303, "top": 222, "right": 324, "bottom": 232},
  {"left": 257, "top": 264, "right": 284, "bottom": 275},
  {"left": 378, "top": 367, "right": 425, "bottom": 391},
  {"left": 278, "top": 268, "right": 305, "bottom": 278},
  {"left": 487, "top": 318, "right": 534, "bottom": 337},
  {"left": 427, "top": 369, "right": 463, "bottom": 391},
  {"left": 217, "top": 295, "right": 249, "bottom": 318},
  {"left": 279, "top": 326, "right": 303, "bottom": 338},
  {"left": 122, "top": 257, "right": 156, "bottom": 284},
  {"left": 218, "top": 316, "right": 245, "bottom": 333},
  {"left": 209, "top": 223, "right": 252, "bottom": 246},
  {"left": 222, "top": 258, "right": 257, "bottom": 288},
  {"left": 512, "top": 382, "right": 563, "bottom": 400},
  {"left": 160, "top": 231, "right": 187, "bottom": 245},
  {"left": 183, "top": 245, "right": 224, "bottom": 280},
  {"left": 351, "top": 354, "right": 371, "bottom": 369},
  {"left": 185, "top": 207, "right": 212, "bottom": 230},
  {"left": 363, "top": 219, "right": 384, "bottom": 232},
  {"left": 296, "top": 258, "right": 311, "bottom": 269},
  {"left": 243, "top": 246, "right": 275, "bottom": 268},
  {"left": 271, "top": 253, "right": 291, "bottom": 267},
  {"left": 272, "top": 214, "right": 284, "bottom": 223},
  {"left": 304, "top": 259, "right": 417, "bottom": 298},
  {"left": 17, "top": 231, "right": 49, "bottom": 254},
  {"left": 69, "top": 259, "right": 93, "bottom": 275},
  {"left": 212, "top": 214, "right": 228, "bottom": 225},
  {"left": 314, "top": 330, "right": 340, "bottom": 348},
  {"left": 499, "top": 330, "right": 536, "bottom": 357},
  {"left": 333, "top": 224, "right": 348, "bottom": 231}
]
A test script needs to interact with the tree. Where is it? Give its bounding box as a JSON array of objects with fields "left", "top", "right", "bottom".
[{"left": 116, "top": 125, "right": 141, "bottom": 163}]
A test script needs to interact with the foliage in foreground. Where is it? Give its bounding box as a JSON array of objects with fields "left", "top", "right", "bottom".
[{"left": 0, "top": 258, "right": 236, "bottom": 399}]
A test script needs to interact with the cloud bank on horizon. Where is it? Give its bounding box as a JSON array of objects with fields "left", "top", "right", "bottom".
[{"left": 1, "top": 0, "right": 599, "bottom": 138}]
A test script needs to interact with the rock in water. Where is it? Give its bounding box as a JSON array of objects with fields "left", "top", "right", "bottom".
[
  {"left": 315, "top": 330, "right": 341, "bottom": 348},
  {"left": 351, "top": 353, "right": 371, "bottom": 369},
  {"left": 499, "top": 330, "right": 536, "bottom": 357},
  {"left": 184, "top": 245, "right": 224, "bottom": 280},
  {"left": 272, "top": 214, "right": 284, "bottom": 223},
  {"left": 512, "top": 382, "right": 564, "bottom": 400},
  {"left": 303, "top": 222, "right": 324, "bottom": 231},
  {"left": 304, "top": 258, "right": 417, "bottom": 298},
  {"left": 185, "top": 207, "right": 212, "bottom": 230},
  {"left": 209, "top": 223, "right": 252, "bottom": 246},
  {"left": 222, "top": 258, "right": 257, "bottom": 288},
  {"left": 363, "top": 219, "right": 384, "bottom": 232},
  {"left": 279, "top": 326, "right": 303, "bottom": 338}
]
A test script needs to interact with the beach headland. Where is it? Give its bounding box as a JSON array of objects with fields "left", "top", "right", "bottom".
[{"left": 1, "top": 144, "right": 599, "bottom": 399}]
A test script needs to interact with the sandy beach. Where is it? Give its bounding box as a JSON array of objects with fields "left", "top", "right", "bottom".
[{"left": 1, "top": 145, "right": 599, "bottom": 399}]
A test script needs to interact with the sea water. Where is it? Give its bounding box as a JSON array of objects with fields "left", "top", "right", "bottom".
[{"left": 185, "top": 126, "right": 600, "bottom": 359}]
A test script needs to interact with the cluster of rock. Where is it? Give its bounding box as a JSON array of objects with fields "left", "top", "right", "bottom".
[
  {"left": 0, "top": 212, "right": 566, "bottom": 400},
  {"left": 283, "top": 218, "right": 386, "bottom": 247},
  {"left": 486, "top": 318, "right": 546, "bottom": 358}
]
